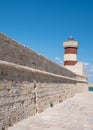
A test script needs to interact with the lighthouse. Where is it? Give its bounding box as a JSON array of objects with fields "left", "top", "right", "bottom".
[
  {"left": 63, "top": 37, "right": 78, "bottom": 66},
  {"left": 63, "top": 37, "right": 84, "bottom": 76}
]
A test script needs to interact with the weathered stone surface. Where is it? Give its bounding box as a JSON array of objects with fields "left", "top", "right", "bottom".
[
  {"left": 8, "top": 92, "right": 93, "bottom": 130},
  {"left": 0, "top": 33, "right": 78, "bottom": 78},
  {"left": 0, "top": 33, "right": 88, "bottom": 130},
  {"left": 0, "top": 77, "right": 87, "bottom": 130}
]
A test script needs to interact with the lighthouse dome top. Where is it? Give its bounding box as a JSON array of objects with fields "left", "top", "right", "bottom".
[{"left": 63, "top": 37, "right": 78, "bottom": 48}]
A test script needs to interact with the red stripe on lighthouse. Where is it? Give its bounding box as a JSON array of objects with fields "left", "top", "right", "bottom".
[
  {"left": 64, "top": 48, "right": 77, "bottom": 54},
  {"left": 64, "top": 61, "right": 77, "bottom": 66}
]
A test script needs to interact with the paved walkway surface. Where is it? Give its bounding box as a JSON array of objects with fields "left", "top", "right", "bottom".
[{"left": 8, "top": 92, "right": 93, "bottom": 130}]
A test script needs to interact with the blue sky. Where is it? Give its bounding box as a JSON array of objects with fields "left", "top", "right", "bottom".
[{"left": 0, "top": 0, "right": 93, "bottom": 83}]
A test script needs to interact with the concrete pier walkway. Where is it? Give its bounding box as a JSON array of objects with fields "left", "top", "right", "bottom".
[{"left": 8, "top": 92, "right": 93, "bottom": 130}]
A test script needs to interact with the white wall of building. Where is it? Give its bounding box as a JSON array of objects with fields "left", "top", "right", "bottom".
[{"left": 64, "top": 62, "right": 84, "bottom": 76}]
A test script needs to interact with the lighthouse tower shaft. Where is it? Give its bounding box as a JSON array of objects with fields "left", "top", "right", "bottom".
[
  {"left": 63, "top": 37, "right": 88, "bottom": 78},
  {"left": 63, "top": 37, "right": 78, "bottom": 66}
]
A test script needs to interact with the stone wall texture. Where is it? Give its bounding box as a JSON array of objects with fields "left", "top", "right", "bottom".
[
  {"left": 0, "top": 33, "right": 88, "bottom": 130},
  {"left": 0, "top": 33, "right": 76, "bottom": 78}
]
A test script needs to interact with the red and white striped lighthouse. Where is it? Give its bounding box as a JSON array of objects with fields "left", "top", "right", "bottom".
[{"left": 63, "top": 37, "right": 78, "bottom": 66}]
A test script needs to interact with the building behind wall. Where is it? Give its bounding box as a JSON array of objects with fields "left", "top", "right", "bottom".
[{"left": 63, "top": 37, "right": 87, "bottom": 78}]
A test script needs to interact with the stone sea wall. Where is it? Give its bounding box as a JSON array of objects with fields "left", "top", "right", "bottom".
[
  {"left": 0, "top": 61, "right": 87, "bottom": 130},
  {"left": 0, "top": 33, "right": 88, "bottom": 130},
  {"left": 0, "top": 33, "right": 76, "bottom": 78}
]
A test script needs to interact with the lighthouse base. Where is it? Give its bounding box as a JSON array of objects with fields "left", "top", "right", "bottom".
[{"left": 64, "top": 62, "right": 85, "bottom": 76}]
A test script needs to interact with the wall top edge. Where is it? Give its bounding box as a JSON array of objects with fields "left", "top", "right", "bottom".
[
  {"left": 0, "top": 33, "right": 63, "bottom": 69},
  {"left": 0, "top": 60, "right": 87, "bottom": 83},
  {"left": 0, "top": 32, "right": 78, "bottom": 77}
]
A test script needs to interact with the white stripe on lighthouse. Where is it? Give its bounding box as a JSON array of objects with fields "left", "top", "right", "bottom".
[{"left": 64, "top": 54, "right": 77, "bottom": 61}]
